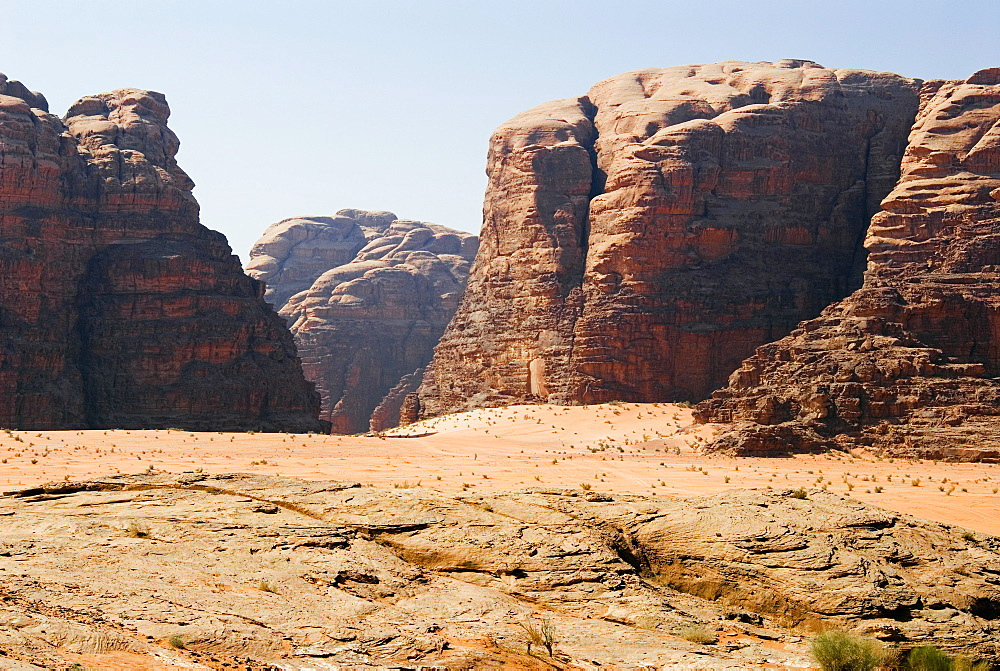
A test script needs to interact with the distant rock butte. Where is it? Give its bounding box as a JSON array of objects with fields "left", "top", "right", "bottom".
[
  {"left": 696, "top": 70, "right": 1000, "bottom": 459},
  {"left": 246, "top": 211, "right": 477, "bottom": 433},
  {"left": 0, "top": 75, "right": 325, "bottom": 431},
  {"left": 417, "top": 60, "right": 922, "bottom": 419}
]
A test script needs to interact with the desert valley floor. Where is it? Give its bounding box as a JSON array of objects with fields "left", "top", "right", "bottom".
[
  {"left": 4, "top": 403, "right": 999, "bottom": 537},
  {"left": 3, "top": 405, "right": 1000, "bottom": 669}
]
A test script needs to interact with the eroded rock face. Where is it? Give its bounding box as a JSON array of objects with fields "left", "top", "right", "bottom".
[
  {"left": 0, "top": 77, "right": 324, "bottom": 431},
  {"left": 1, "top": 474, "right": 997, "bottom": 668},
  {"left": 246, "top": 212, "right": 477, "bottom": 433},
  {"left": 418, "top": 60, "right": 922, "bottom": 417},
  {"left": 696, "top": 70, "right": 1000, "bottom": 459}
]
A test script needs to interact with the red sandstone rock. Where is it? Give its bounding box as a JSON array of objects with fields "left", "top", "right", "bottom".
[
  {"left": 247, "top": 212, "right": 477, "bottom": 433},
  {"left": 696, "top": 71, "right": 1000, "bottom": 460},
  {"left": 418, "top": 60, "right": 921, "bottom": 417},
  {"left": 0, "top": 78, "right": 325, "bottom": 431}
]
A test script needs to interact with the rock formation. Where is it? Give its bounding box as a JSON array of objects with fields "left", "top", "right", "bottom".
[
  {"left": 246, "top": 211, "right": 477, "bottom": 433},
  {"left": 418, "top": 60, "right": 922, "bottom": 418},
  {"left": 696, "top": 70, "right": 1000, "bottom": 460},
  {"left": 1, "top": 473, "right": 997, "bottom": 668},
  {"left": 0, "top": 75, "right": 325, "bottom": 431}
]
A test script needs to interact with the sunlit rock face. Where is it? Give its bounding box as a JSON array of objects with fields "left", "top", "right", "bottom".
[
  {"left": 697, "top": 69, "right": 1000, "bottom": 460},
  {"left": 0, "top": 75, "right": 325, "bottom": 431},
  {"left": 418, "top": 60, "right": 922, "bottom": 417},
  {"left": 247, "top": 211, "right": 477, "bottom": 433}
]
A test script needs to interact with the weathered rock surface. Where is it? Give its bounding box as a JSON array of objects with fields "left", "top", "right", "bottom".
[
  {"left": 0, "top": 473, "right": 997, "bottom": 669},
  {"left": 247, "top": 211, "right": 477, "bottom": 433},
  {"left": 418, "top": 60, "right": 922, "bottom": 417},
  {"left": 0, "top": 76, "right": 324, "bottom": 432},
  {"left": 696, "top": 70, "right": 1000, "bottom": 459}
]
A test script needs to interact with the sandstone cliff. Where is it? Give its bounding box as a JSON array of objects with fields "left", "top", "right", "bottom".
[
  {"left": 2, "top": 474, "right": 997, "bottom": 668},
  {"left": 247, "top": 211, "right": 477, "bottom": 433},
  {"left": 0, "top": 76, "right": 325, "bottom": 431},
  {"left": 418, "top": 60, "right": 922, "bottom": 418},
  {"left": 696, "top": 69, "right": 1000, "bottom": 459}
]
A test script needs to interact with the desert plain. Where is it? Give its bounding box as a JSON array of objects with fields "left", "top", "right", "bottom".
[
  {"left": 4, "top": 402, "right": 998, "bottom": 537},
  {"left": 3, "top": 403, "right": 1000, "bottom": 670}
]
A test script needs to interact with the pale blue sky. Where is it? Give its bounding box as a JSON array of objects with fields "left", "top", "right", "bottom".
[{"left": 3, "top": 0, "right": 998, "bottom": 259}]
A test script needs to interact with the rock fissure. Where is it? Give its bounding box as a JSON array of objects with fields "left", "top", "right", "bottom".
[{"left": 2, "top": 474, "right": 999, "bottom": 665}]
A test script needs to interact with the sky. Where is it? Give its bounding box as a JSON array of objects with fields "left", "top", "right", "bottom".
[{"left": 2, "top": 0, "right": 998, "bottom": 261}]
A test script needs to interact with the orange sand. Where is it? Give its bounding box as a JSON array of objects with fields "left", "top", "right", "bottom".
[{"left": 2, "top": 402, "right": 999, "bottom": 535}]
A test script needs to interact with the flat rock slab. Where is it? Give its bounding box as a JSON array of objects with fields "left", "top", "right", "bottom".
[{"left": 0, "top": 473, "right": 997, "bottom": 668}]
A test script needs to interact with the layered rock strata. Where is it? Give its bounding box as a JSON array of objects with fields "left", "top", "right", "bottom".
[
  {"left": 418, "top": 60, "right": 921, "bottom": 417},
  {"left": 1, "top": 473, "right": 997, "bottom": 667},
  {"left": 0, "top": 76, "right": 324, "bottom": 431},
  {"left": 696, "top": 70, "right": 1000, "bottom": 459},
  {"left": 247, "top": 211, "right": 477, "bottom": 433}
]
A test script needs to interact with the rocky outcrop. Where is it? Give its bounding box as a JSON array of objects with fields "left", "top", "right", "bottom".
[
  {"left": 696, "top": 70, "right": 1000, "bottom": 459},
  {"left": 0, "top": 76, "right": 325, "bottom": 431},
  {"left": 246, "top": 212, "right": 477, "bottom": 433},
  {"left": 2, "top": 473, "right": 998, "bottom": 668},
  {"left": 418, "top": 60, "right": 922, "bottom": 417}
]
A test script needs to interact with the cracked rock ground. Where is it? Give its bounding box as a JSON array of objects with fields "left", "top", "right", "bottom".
[{"left": 0, "top": 473, "right": 997, "bottom": 669}]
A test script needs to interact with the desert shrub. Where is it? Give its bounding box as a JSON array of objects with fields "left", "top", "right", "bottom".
[
  {"left": 907, "top": 646, "right": 953, "bottom": 671},
  {"left": 952, "top": 656, "right": 992, "bottom": 671},
  {"left": 168, "top": 635, "right": 185, "bottom": 649},
  {"left": 677, "top": 624, "right": 716, "bottom": 644},
  {"left": 906, "top": 646, "right": 992, "bottom": 671},
  {"left": 125, "top": 520, "right": 151, "bottom": 538},
  {"left": 791, "top": 488, "right": 808, "bottom": 499},
  {"left": 518, "top": 618, "right": 556, "bottom": 656},
  {"left": 810, "top": 630, "right": 885, "bottom": 671}
]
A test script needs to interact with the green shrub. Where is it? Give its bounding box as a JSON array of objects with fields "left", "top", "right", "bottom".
[
  {"left": 952, "top": 656, "right": 992, "bottom": 671},
  {"left": 907, "top": 646, "right": 952, "bottom": 671},
  {"left": 810, "top": 630, "right": 885, "bottom": 671},
  {"left": 168, "top": 635, "right": 185, "bottom": 649},
  {"left": 906, "top": 646, "right": 992, "bottom": 671}
]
